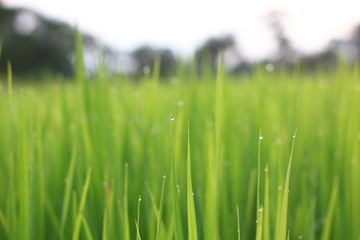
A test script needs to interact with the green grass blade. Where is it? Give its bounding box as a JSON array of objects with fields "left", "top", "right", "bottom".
[
  {"left": 257, "top": 130, "right": 262, "bottom": 211},
  {"left": 102, "top": 210, "right": 107, "bottom": 240},
  {"left": 72, "top": 191, "right": 78, "bottom": 231},
  {"left": 256, "top": 130, "right": 263, "bottom": 240},
  {"left": 135, "top": 220, "right": 142, "bottom": 240},
  {"left": 186, "top": 122, "right": 198, "bottom": 240},
  {"left": 154, "top": 175, "right": 166, "bottom": 240},
  {"left": 103, "top": 173, "right": 114, "bottom": 240},
  {"left": 145, "top": 182, "right": 160, "bottom": 237},
  {"left": 236, "top": 205, "right": 241, "bottom": 240},
  {"left": 0, "top": 209, "right": 8, "bottom": 235},
  {"left": 204, "top": 130, "right": 218, "bottom": 240},
  {"left": 18, "top": 110, "right": 30, "bottom": 240},
  {"left": 122, "top": 163, "right": 130, "bottom": 240},
  {"left": 72, "top": 168, "right": 92, "bottom": 240},
  {"left": 263, "top": 165, "right": 270, "bottom": 240},
  {"left": 245, "top": 169, "right": 257, "bottom": 235},
  {"left": 44, "top": 195, "right": 61, "bottom": 236},
  {"left": 204, "top": 55, "right": 224, "bottom": 240},
  {"left": 275, "top": 130, "right": 297, "bottom": 240},
  {"left": 136, "top": 195, "right": 142, "bottom": 240},
  {"left": 7, "top": 152, "right": 16, "bottom": 240},
  {"left": 60, "top": 147, "right": 77, "bottom": 237},
  {"left": 170, "top": 115, "right": 184, "bottom": 240},
  {"left": 34, "top": 118, "right": 46, "bottom": 240},
  {"left": 82, "top": 216, "right": 94, "bottom": 240},
  {"left": 256, "top": 209, "right": 264, "bottom": 240},
  {"left": 321, "top": 177, "right": 339, "bottom": 240}
]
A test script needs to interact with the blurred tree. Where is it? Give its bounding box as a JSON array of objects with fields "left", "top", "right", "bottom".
[
  {"left": 0, "top": 5, "right": 98, "bottom": 77},
  {"left": 296, "top": 23, "right": 360, "bottom": 71},
  {"left": 351, "top": 25, "right": 360, "bottom": 47},
  {"left": 131, "top": 45, "right": 176, "bottom": 78},
  {"left": 297, "top": 49, "right": 337, "bottom": 72},
  {"left": 231, "top": 61, "right": 253, "bottom": 75},
  {"left": 350, "top": 24, "right": 360, "bottom": 60},
  {"left": 195, "top": 35, "right": 237, "bottom": 75},
  {"left": 266, "top": 11, "right": 298, "bottom": 64}
]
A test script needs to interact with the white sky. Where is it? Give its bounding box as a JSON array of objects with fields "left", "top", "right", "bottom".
[{"left": 3, "top": 0, "right": 360, "bottom": 60}]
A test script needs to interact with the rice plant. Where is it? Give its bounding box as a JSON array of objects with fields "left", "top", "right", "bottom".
[{"left": 0, "top": 36, "right": 359, "bottom": 239}]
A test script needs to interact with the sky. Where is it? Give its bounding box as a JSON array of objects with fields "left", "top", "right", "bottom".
[{"left": 3, "top": 0, "right": 360, "bottom": 60}]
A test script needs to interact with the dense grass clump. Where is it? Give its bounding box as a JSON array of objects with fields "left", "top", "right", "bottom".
[{"left": 0, "top": 61, "right": 360, "bottom": 240}]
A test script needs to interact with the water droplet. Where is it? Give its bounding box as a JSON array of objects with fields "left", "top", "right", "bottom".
[
  {"left": 170, "top": 116, "right": 175, "bottom": 121},
  {"left": 237, "top": 229, "right": 240, "bottom": 232},
  {"left": 176, "top": 184, "right": 180, "bottom": 188},
  {"left": 264, "top": 167, "right": 268, "bottom": 172},
  {"left": 259, "top": 136, "right": 263, "bottom": 140},
  {"left": 265, "top": 63, "right": 274, "bottom": 72},
  {"left": 163, "top": 175, "right": 166, "bottom": 179},
  {"left": 258, "top": 207, "right": 263, "bottom": 212},
  {"left": 292, "top": 135, "right": 296, "bottom": 138},
  {"left": 256, "top": 220, "right": 258, "bottom": 223},
  {"left": 298, "top": 236, "right": 303, "bottom": 239},
  {"left": 192, "top": 192, "right": 195, "bottom": 196},
  {"left": 139, "top": 198, "right": 142, "bottom": 201}
]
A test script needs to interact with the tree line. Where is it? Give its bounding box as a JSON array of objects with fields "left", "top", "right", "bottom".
[{"left": 1, "top": 4, "right": 360, "bottom": 80}]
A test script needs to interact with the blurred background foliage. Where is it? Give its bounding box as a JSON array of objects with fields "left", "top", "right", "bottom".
[
  {"left": 0, "top": 4, "right": 101, "bottom": 77},
  {"left": 1, "top": 3, "right": 360, "bottom": 80}
]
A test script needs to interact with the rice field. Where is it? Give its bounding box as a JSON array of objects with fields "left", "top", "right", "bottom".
[{"left": 0, "top": 39, "right": 360, "bottom": 239}]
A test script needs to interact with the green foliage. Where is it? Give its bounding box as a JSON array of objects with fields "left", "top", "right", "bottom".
[
  {"left": 186, "top": 122, "right": 198, "bottom": 240},
  {"left": 72, "top": 168, "right": 92, "bottom": 240},
  {"left": 0, "top": 6, "right": 97, "bottom": 76},
  {"left": 0, "top": 65, "right": 359, "bottom": 239},
  {"left": 170, "top": 117, "right": 184, "bottom": 240},
  {"left": 275, "top": 130, "right": 296, "bottom": 240},
  {"left": 321, "top": 178, "right": 339, "bottom": 240}
]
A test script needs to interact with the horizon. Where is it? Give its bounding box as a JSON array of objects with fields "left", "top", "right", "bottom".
[{"left": 3, "top": 0, "right": 360, "bottom": 61}]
